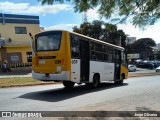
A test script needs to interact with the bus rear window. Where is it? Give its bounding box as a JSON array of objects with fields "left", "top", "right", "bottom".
[{"left": 36, "top": 31, "right": 62, "bottom": 51}]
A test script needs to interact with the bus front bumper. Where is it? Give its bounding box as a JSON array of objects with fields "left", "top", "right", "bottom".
[{"left": 32, "top": 71, "right": 70, "bottom": 81}]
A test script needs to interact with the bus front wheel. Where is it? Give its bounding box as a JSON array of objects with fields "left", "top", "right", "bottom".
[{"left": 63, "top": 81, "right": 75, "bottom": 88}]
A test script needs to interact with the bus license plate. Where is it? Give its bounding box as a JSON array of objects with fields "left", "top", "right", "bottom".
[{"left": 39, "top": 60, "right": 45, "bottom": 64}]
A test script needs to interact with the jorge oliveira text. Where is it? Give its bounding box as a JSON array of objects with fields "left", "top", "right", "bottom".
[{"left": 134, "top": 112, "right": 158, "bottom": 117}]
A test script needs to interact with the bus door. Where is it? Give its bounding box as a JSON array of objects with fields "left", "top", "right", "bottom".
[
  {"left": 80, "top": 40, "right": 90, "bottom": 82},
  {"left": 115, "top": 50, "right": 121, "bottom": 80}
]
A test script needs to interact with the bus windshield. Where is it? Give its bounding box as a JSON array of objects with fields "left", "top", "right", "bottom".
[{"left": 36, "top": 31, "right": 62, "bottom": 51}]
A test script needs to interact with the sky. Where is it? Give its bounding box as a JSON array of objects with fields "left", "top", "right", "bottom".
[{"left": 0, "top": 0, "right": 160, "bottom": 44}]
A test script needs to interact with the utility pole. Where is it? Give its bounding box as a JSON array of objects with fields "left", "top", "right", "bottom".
[{"left": 82, "top": 12, "right": 87, "bottom": 23}]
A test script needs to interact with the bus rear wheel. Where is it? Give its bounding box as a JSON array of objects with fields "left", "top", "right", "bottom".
[
  {"left": 86, "top": 74, "right": 100, "bottom": 88},
  {"left": 115, "top": 74, "right": 124, "bottom": 85},
  {"left": 92, "top": 75, "right": 100, "bottom": 87},
  {"left": 63, "top": 81, "right": 75, "bottom": 88}
]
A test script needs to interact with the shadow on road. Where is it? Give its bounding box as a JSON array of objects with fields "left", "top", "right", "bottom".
[{"left": 19, "top": 83, "right": 128, "bottom": 102}]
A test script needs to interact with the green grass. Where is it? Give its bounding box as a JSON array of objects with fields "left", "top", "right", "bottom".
[{"left": 0, "top": 77, "right": 56, "bottom": 88}]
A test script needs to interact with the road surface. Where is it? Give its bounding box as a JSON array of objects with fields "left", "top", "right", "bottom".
[
  {"left": 0, "top": 75, "right": 160, "bottom": 113},
  {"left": 129, "top": 67, "right": 156, "bottom": 74}
]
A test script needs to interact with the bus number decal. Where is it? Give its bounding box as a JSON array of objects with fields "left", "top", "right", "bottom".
[
  {"left": 72, "top": 60, "right": 78, "bottom": 64},
  {"left": 55, "top": 60, "right": 61, "bottom": 64}
]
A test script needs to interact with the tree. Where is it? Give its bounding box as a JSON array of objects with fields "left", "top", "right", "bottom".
[
  {"left": 73, "top": 20, "right": 126, "bottom": 47},
  {"left": 126, "top": 38, "right": 156, "bottom": 60},
  {"left": 38, "top": 0, "right": 160, "bottom": 28},
  {"left": 131, "top": 38, "right": 156, "bottom": 50},
  {"left": 73, "top": 22, "right": 92, "bottom": 36},
  {"left": 126, "top": 38, "right": 156, "bottom": 53}
]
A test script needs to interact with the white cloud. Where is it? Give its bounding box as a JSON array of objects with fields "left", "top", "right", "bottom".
[
  {"left": 85, "top": 8, "right": 108, "bottom": 22},
  {"left": 0, "top": 1, "right": 73, "bottom": 14},
  {"left": 44, "top": 24, "right": 77, "bottom": 31},
  {"left": 118, "top": 23, "right": 160, "bottom": 44},
  {"left": 86, "top": 9, "right": 100, "bottom": 21}
]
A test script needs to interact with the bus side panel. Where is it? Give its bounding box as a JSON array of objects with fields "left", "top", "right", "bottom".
[
  {"left": 64, "top": 31, "right": 72, "bottom": 80},
  {"left": 121, "top": 65, "right": 128, "bottom": 79},
  {"left": 71, "top": 59, "right": 80, "bottom": 83},
  {"left": 90, "top": 61, "right": 115, "bottom": 82}
]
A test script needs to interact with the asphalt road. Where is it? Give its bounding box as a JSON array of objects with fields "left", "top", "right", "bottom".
[{"left": 0, "top": 75, "right": 160, "bottom": 113}]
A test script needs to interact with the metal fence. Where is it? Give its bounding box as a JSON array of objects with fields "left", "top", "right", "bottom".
[{"left": 0, "top": 63, "right": 32, "bottom": 73}]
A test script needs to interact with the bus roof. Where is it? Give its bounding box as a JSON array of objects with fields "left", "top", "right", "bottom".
[
  {"left": 70, "top": 31, "right": 125, "bottom": 51},
  {"left": 36, "top": 30, "right": 125, "bottom": 51}
]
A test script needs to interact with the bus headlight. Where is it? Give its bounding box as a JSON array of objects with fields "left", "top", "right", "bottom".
[{"left": 56, "top": 66, "right": 61, "bottom": 72}]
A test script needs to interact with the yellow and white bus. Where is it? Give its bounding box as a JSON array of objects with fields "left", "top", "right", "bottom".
[{"left": 31, "top": 30, "right": 128, "bottom": 88}]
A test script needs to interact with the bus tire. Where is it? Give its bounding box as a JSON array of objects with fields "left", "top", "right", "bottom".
[
  {"left": 85, "top": 74, "right": 100, "bottom": 88},
  {"left": 91, "top": 74, "right": 100, "bottom": 88},
  {"left": 85, "top": 83, "right": 92, "bottom": 88},
  {"left": 115, "top": 74, "right": 124, "bottom": 85},
  {"left": 63, "top": 81, "right": 75, "bottom": 88}
]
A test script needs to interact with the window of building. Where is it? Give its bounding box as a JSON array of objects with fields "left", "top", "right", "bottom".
[
  {"left": 7, "top": 52, "right": 22, "bottom": 64},
  {"left": 26, "top": 52, "right": 32, "bottom": 62},
  {"left": 11, "top": 56, "right": 19, "bottom": 62},
  {"left": 15, "top": 27, "right": 27, "bottom": 34}
]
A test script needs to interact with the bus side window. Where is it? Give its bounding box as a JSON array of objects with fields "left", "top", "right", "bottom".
[
  {"left": 98, "top": 52, "right": 103, "bottom": 61},
  {"left": 95, "top": 43, "right": 102, "bottom": 52},
  {"left": 90, "top": 51, "right": 97, "bottom": 60},
  {"left": 90, "top": 42, "right": 94, "bottom": 50},
  {"left": 70, "top": 35, "right": 79, "bottom": 58},
  {"left": 104, "top": 54, "right": 108, "bottom": 61},
  {"left": 102, "top": 45, "right": 105, "bottom": 52},
  {"left": 109, "top": 54, "right": 114, "bottom": 62},
  {"left": 121, "top": 51, "right": 126, "bottom": 64}
]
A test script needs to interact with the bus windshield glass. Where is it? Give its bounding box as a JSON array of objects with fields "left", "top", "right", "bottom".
[{"left": 36, "top": 31, "right": 62, "bottom": 51}]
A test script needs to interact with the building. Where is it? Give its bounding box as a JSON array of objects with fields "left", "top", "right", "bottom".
[
  {"left": 0, "top": 13, "right": 40, "bottom": 65},
  {"left": 126, "top": 37, "right": 136, "bottom": 44}
]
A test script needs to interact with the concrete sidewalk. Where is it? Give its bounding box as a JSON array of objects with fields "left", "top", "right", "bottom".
[{"left": 0, "top": 73, "right": 32, "bottom": 78}]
